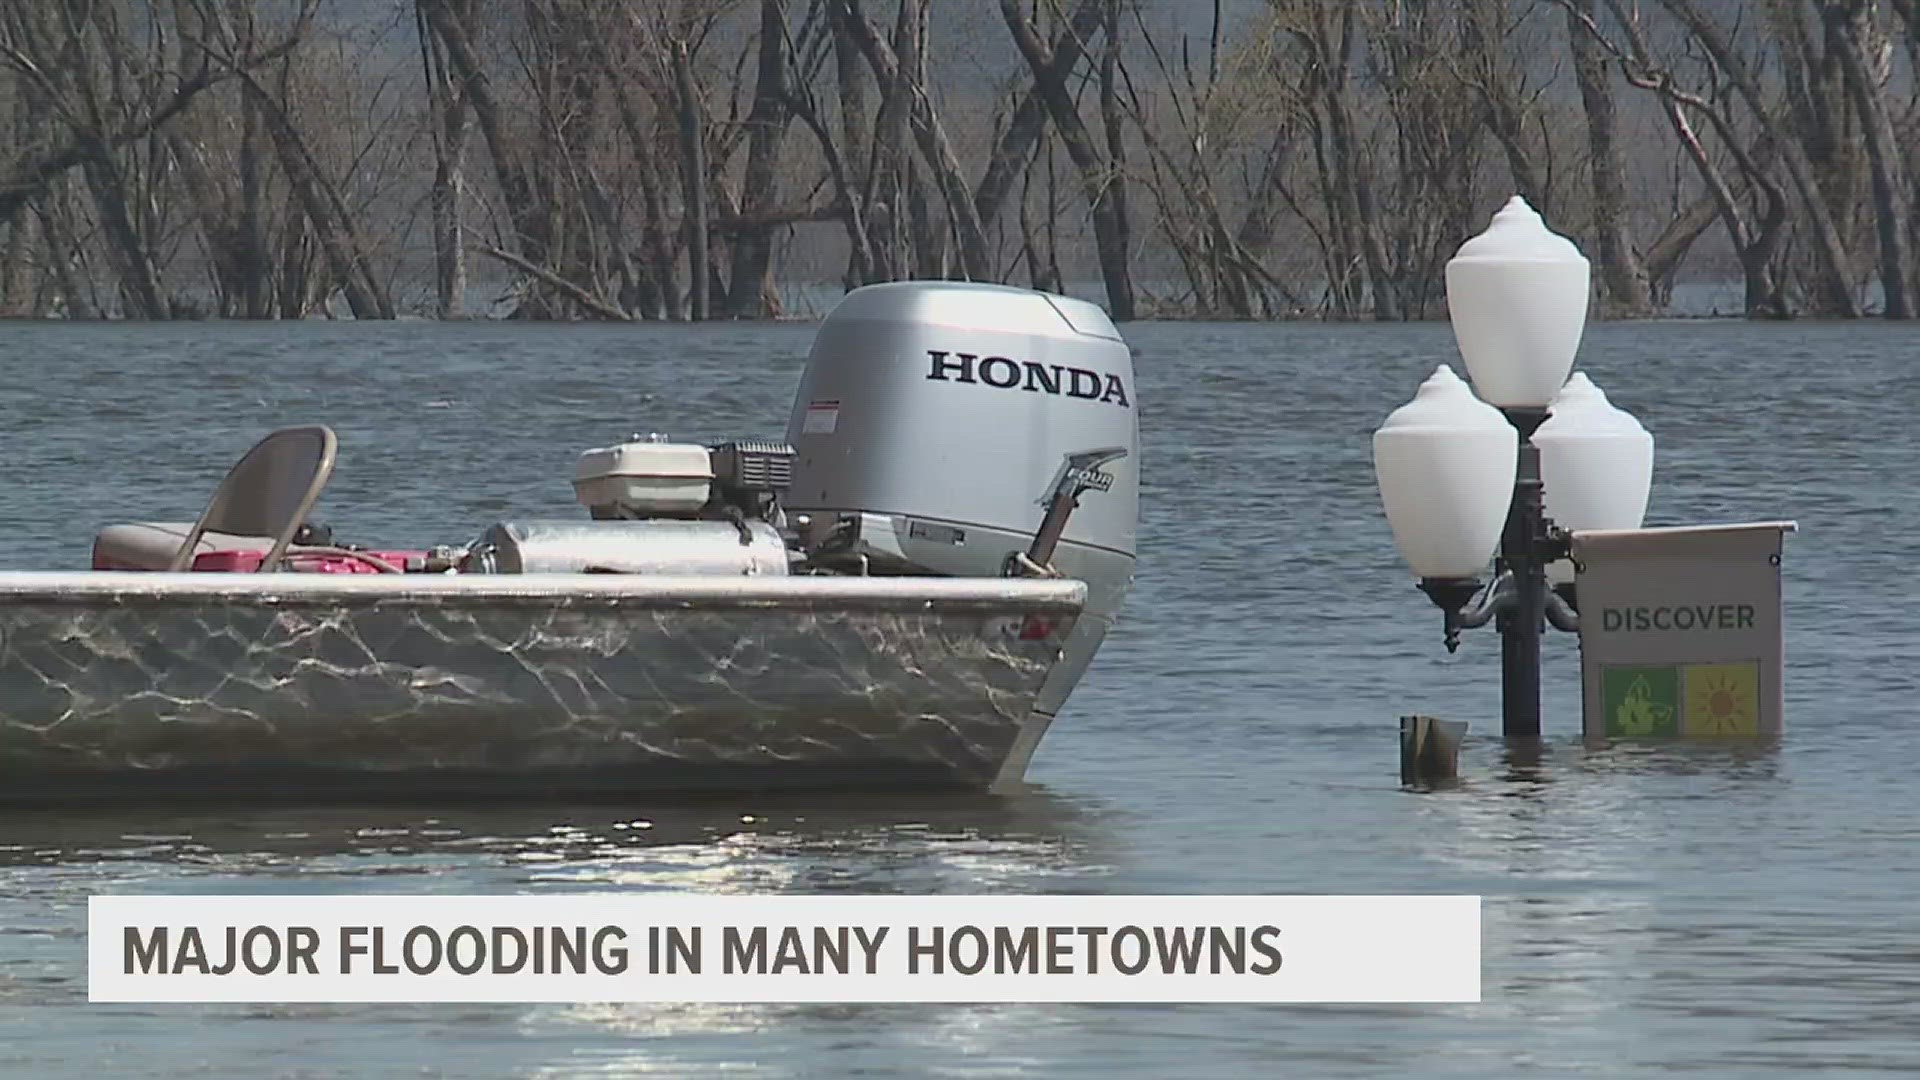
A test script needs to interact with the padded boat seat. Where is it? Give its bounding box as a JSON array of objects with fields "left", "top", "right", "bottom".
[{"left": 93, "top": 522, "right": 272, "bottom": 571}]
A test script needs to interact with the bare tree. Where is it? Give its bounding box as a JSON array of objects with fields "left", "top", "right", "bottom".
[
  {"left": 835, "top": 0, "right": 993, "bottom": 282},
  {"left": 725, "top": 0, "right": 797, "bottom": 317},
  {"left": 1, "top": 0, "right": 320, "bottom": 317},
  {"left": 7, "top": 0, "right": 1920, "bottom": 322},
  {"left": 416, "top": 0, "right": 473, "bottom": 318},
  {"left": 998, "top": 0, "right": 1135, "bottom": 319},
  {"left": 1563, "top": 0, "right": 1655, "bottom": 313},
  {"left": 1820, "top": 0, "right": 1912, "bottom": 317},
  {"left": 1574, "top": 0, "right": 1795, "bottom": 317}
]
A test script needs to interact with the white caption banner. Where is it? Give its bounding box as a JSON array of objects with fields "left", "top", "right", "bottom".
[{"left": 90, "top": 894, "right": 1480, "bottom": 1004}]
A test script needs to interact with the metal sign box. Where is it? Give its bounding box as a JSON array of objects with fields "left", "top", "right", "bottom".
[{"left": 1572, "top": 522, "right": 1796, "bottom": 739}]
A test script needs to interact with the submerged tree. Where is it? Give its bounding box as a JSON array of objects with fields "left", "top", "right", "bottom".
[{"left": 5, "top": 0, "right": 1920, "bottom": 320}]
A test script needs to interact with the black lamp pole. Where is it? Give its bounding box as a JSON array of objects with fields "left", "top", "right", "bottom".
[{"left": 1496, "top": 407, "right": 1550, "bottom": 740}]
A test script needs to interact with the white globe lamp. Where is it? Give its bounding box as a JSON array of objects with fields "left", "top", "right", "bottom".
[
  {"left": 1445, "top": 196, "right": 1592, "bottom": 410},
  {"left": 1532, "top": 373, "right": 1654, "bottom": 586},
  {"left": 1373, "top": 364, "right": 1517, "bottom": 590}
]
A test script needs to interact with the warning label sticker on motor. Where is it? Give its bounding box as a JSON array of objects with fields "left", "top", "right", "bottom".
[{"left": 802, "top": 401, "right": 839, "bottom": 435}]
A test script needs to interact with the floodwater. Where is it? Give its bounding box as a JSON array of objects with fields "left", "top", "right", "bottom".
[{"left": 1, "top": 317, "right": 1915, "bottom": 1077}]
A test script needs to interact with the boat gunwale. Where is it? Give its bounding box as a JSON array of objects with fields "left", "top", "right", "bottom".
[{"left": 0, "top": 571, "right": 1088, "bottom": 614}]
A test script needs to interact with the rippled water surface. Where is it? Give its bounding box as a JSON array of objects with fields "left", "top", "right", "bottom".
[{"left": 1, "top": 318, "right": 1916, "bottom": 1077}]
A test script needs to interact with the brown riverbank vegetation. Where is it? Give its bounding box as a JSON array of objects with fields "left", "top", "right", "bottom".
[{"left": 3, "top": 0, "right": 1919, "bottom": 321}]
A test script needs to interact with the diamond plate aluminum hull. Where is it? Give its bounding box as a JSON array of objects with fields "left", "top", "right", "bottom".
[{"left": 0, "top": 573, "right": 1083, "bottom": 803}]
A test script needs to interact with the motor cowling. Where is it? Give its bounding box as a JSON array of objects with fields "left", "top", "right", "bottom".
[{"left": 783, "top": 281, "right": 1140, "bottom": 782}]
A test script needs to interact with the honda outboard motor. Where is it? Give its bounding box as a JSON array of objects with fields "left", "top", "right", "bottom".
[{"left": 783, "top": 281, "right": 1139, "bottom": 786}]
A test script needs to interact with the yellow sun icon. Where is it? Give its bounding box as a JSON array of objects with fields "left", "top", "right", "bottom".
[{"left": 1682, "top": 663, "right": 1760, "bottom": 736}]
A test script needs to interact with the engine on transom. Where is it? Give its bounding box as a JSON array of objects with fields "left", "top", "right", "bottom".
[
  {"left": 454, "top": 281, "right": 1139, "bottom": 765},
  {"left": 459, "top": 280, "right": 1139, "bottom": 613}
]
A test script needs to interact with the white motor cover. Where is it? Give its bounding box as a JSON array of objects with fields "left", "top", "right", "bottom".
[
  {"left": 573, "top": 441, "right": 714, "bottom": 518},
  {"left": 783, "top": 281, "right": 1138, "bottom": 567}
]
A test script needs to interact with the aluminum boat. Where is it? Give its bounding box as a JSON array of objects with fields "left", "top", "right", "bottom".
[{"left": 0, "top": 282, "right": 1139, "bottom": 802}]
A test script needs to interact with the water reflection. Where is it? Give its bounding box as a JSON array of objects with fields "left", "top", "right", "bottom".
[
  {"left": 0, "top": 787, "right": 1115, "bottom": 889},
  {"left": 1569, "top": 738, "right": 1785, "bottom": 781},
  {"left": 1401, "top": 733, "right": 1802, "bottom": 1049},
  {"left": 1413, "top": 736, "right": 1787, "bottom": 870},
  {"left": 0, "top": 789, "right": 1119, "bottom": 1079},
  {"left": 516, "top": 998, "right": 1066, "bottom": 1079},
  {"left": 1407, "top": 735, "right": 1787, "bottom": 793}
]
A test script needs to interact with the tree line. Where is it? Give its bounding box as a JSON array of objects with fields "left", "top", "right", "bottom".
[{"left": 2, "top": 0, "right": 1918, "bottom": 321}]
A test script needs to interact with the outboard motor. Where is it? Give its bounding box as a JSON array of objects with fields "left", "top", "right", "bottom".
[
  {"left": 782, "top": 281, "right": 1140, "bottom": 784},
  {"left": 455, "top": 280, "right": 1135, "bottom": 786}
]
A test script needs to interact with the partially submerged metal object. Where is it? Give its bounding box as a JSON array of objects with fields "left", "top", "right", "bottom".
[
  {"left": 1399, "top": 715, "right": 1467, "bottom": 788},
  {"left": 3, "top": 282, "right": 1138, "bottom": 803}
]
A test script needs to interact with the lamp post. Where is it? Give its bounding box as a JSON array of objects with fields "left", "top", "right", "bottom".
[{"left": 1373, "top": 196, "right": 1654, "bottom": 740}]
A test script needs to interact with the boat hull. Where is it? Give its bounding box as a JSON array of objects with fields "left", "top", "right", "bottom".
[{"left": 0, "top": 573, "right": 1083, "bottom": 803}]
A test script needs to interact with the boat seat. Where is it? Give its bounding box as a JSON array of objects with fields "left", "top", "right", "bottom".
[
  {"left": 167, "top": 424, "right": 337, "bottom": 572},
  {"left": 92, "top": 522, "right": 273, "bottom": 571}
]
